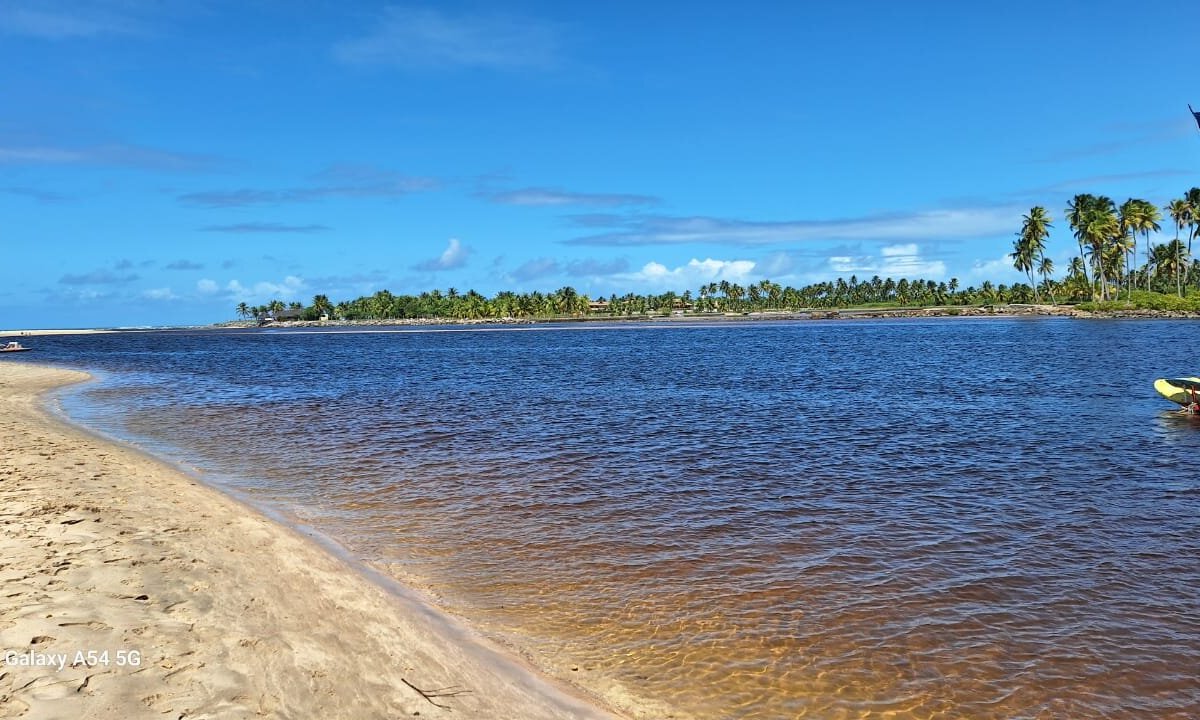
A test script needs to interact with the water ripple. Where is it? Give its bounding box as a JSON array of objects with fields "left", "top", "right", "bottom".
[{"left": 37, "top": 319, "right": 1200, "bottom": 719}]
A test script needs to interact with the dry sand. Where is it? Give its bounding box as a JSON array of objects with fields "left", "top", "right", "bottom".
[{"left": 0, "top": 362, "right": 618, "bottom": 720}]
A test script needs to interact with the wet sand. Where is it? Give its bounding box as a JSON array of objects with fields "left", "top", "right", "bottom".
[{"left": 0, "top": 362, "right": 617, "bottom": 720}]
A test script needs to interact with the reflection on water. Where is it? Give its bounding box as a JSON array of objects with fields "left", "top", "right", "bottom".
[
  {"left": 1155, "top": 408, "right": 1200, "bottom": 435},
  {"left": 39, "top": 320, "right": 1200, "bottom": 719}
]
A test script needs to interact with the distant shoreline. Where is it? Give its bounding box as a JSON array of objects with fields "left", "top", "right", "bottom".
[
  {"left": 5, "top": 304, "right": 1199, "bottom": 338},
  {"left": 216, "top": 303, "right": 1200, "bottom": 330},
  {"left": 0, "top": 328, "right": 120, "bottom": 337}
]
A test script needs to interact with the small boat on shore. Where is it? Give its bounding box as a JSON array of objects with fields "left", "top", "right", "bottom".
[{"left": 1, "top": 341, "right": 32, "bottom": 353}]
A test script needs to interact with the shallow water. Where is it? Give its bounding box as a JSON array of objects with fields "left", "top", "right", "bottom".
[{"left": 32, "top": 318, "right": 1200, "bottom": 718}]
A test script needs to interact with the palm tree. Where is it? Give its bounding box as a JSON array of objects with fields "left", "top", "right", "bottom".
[
  {"left": 1102, "top": 238, "right": 1127, "bottom": 299},
  {"left": 1012, "top": 233, "right": 1034, "bottom": 300},
  {"left": 1037, "top": 255, "right": 1056, "bottom": 303},
  {"left": 1152, "top": 240, "right": 1187, "bottom": 294},
  {"left": 1066, "top": 194, "right": 1094, "bottom": 292},
  {"left": 1014, "top": 206, "right": 1052, "bottom": 302},
  {"left": 311, "top": 294, "right": 333, "bottom": 319},
  {"left": 554, "top": 286, "right": 579, "bottom": 315},
  {"left": 980, "top": 280, "right": 996, "bottom": 304},
  {"left": 1118, "top": 199, "right": 1138, "bottom": 298},
  {"left": 1065, "top": 256, "right": 1088, "bottom": 301},
  {"left": 1131, "top": 199, "right": 1161, "bottom": 292},
  {"left": 766, "top": 280, "right": 782, "bottom": 308},
  {"left": 236, "top": 302, "right": 250, "bottom": 319},
  {"left": 1167, "top": 198, "right": 1191, "bottom": 296},
  {"left": 1186, "top": 188, "right": 1200, "bottom": 291},
  {"left": 747, "top": 283, "right": 762, "bottom": 307},
  {"left": 1067, "top": 194, "right": 1118, "bottom": 300}
]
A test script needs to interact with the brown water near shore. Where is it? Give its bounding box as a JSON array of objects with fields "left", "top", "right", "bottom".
[{"left": 45, "top": 321, "right": 1200, "bottom": 719}]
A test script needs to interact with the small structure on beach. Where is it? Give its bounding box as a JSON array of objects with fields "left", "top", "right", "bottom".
[{"left": 257, "top": 308, "right": 305, "bottom": 325}]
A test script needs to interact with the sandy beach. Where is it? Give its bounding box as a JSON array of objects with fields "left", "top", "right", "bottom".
[{"left": 0, "top": 362, "right": 617, "bottom": 720}]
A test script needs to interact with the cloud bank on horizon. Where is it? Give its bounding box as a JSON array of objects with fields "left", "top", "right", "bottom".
[{"left": 2, "top": 0, "right": 1197, "bottom": 327}]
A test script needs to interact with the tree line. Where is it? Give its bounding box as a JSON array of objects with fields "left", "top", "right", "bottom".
[
  {"left": 1013, "top": 187, "right": 1200, "bottom": 303},
  {"left": 234, "top": 187, "right": 1200, "bottom": 322}
]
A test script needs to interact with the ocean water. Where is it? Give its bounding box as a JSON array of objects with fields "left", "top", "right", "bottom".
[{"left": 27, "top": 318, "right": 1200, "bottom": 719}]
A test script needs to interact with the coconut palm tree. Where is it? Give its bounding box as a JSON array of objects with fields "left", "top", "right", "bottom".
[
  {"left": 1151, "top": 240, "right": 1187, "bottom": 294},
  {"left": 1102, "top": 238, "right": 1128, "bottom": 298},
  {"left": 1037, "top": 256, "right": 1056, "bottom": 303},
  {"left": 1068, "top": 194, "right": 1118, "bottom": 300},
  {"left": 1186, "top": 188, "right": 1200, "bottom": 291},
  {"left": 1166, "top": 198, "right": 1191, "bottom": 296},
  {"left": 726, "top": 283, "right": 744, "bottom": 309},
  {"left": 1066, "top": 194, "right": 1094, "bottom": 291},
  {"left": 554, "top": 286, "right": 579, "bottom": 315},
  {"left": 978, "top": 280, "right": 995, "bottom": 304},
  {"left": 1064, "top": 256, "right": 1088, "bottom": 301},
  {"left": 1014, "top": 206, "right": 1051, "bottom": 302},
  {"left": 236, "top": 302, "right": 250, "bottom": 319},
  {"left": 1012, "top": 230, "right": 1034, "bottom": 298},
  {"left": 311, "top": 294, "right": 333, "bottom": 319},
  {"left": 1131, "top": 199, "right": 1161, "bottom": 292},
  {"left": 1118, "top": 199, "right": 1139, "bottom": 298}
]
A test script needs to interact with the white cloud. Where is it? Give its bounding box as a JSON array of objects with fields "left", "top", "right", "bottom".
[
  {"left": 566, "top": 206, "right": 1024, "bottom": 247},
  {"left": 0, "top": 4, "right": 144, "bottom": 39},
  {"left": 481, "top": 187, "right": 658, "bottom": 208},
  {"left": 828, "top": 255, "right": 876, "bottom": 273},
  {"left": 509, "top": 257, "right": 559, "bottom": 282},
  {"left": 878, "top": 243, "right": 946, "bottom": 277},
  {"left": 334, "top": 7, "right": 560, "bottom": 70},
  {"left": 251, "top": 275, "right": 306, "bottom": 299},
  {"left": 141, "top": 287, "right": 178, "bottom": 301},
  {"left": 757, "top": 251, "right": 795, "bottom": 276},
  {"left": 968, "top": 254, "right": 1025, "bottom": 283},
  {"left": 196, "top": 276, "right": 306, "bottom": 302},
  {"left": 0, "top": 143, "right": 217, "bottom": 172},
  {"left": 618, "top": 257, "right": 757, "bottom": 289},
  {"left": 413, "top": 238, "right": 470, "bottom": 271},
  {"left": 827, "top": 243, "right": 946, "bottom": 279},
  {"left": 0, "top": 146, "right": 83, "bottom": 163},
  {"left": 881, "top": 243, "right": 919, "bottom": 257}
]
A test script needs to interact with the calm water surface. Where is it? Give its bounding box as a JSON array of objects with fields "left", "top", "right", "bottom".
[{"left": 29, "top": 319, "right": 1200, "bottom": 719}]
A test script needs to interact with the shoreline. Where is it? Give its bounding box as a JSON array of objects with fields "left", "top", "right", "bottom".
[
  {"left": 6, "top": 303, "right": 1200, "bottom": 338},
  {"left": 0, "top": 361, "right": 620, "bottom": 719},
  {"left": 224, "top": 304, "right": 1200, "bottom": 329}
]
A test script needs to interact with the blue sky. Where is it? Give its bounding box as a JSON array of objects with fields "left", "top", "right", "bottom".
[{"left": 2, "top": 0, "right": 1198, "bottom": 327}]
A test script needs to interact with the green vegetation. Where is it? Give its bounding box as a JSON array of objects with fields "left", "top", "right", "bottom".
[
  {"left": 1078, "top": 290, "right": 1200, "bottom": 313},
  {"left": 239, "top": 279, "right": 1011, "bottom": 322},
  {"left": 1053, "top": 187, "right": 1195, "bottom": 302},
  {"left": 238, "top": 186, "right": 1200, "bottom": 322}
]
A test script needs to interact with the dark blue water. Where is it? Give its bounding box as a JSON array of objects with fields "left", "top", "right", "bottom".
[{"left": 21, "top": 318, "right": 1200, "bottom": 719}]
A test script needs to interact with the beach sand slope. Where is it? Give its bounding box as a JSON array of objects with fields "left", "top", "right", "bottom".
[{"left": 0, "top": 363, "right": 615, "bottom": 720}]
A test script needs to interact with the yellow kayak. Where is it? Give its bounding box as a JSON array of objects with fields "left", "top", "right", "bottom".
[{"left": 1153, "top": 377, "right": 1200, "bottom": 406}]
